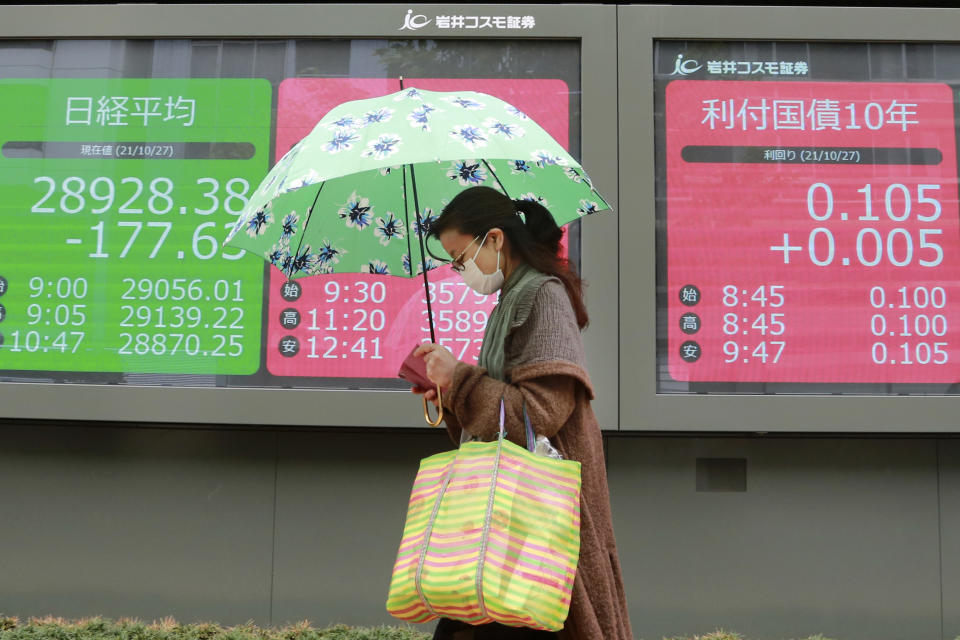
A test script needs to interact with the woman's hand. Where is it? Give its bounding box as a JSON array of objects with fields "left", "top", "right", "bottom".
[{"left": 413, "top": 342, "right": 458, "bottom": 394}]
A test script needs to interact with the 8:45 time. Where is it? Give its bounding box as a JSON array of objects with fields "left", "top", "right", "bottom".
[{"left": 722, "top": 285, "right": 785, "bottom": 308}]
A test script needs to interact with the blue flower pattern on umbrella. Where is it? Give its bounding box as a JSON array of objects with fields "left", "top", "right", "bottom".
[
  {"left": 414, "top": 208, "right": 437, "bottom": 237},
  {"left": 325, "top": 129, "right": 360, "bottom": 154},
  {"left": 338, "top": 192, "right": 373, "bottom": 230},
  {"left": 374, "top": 213, "right": 405, "bottom": 246},
  {"left": 280, "top": 213, "right": 299, "bottom": 240},
  {"left": 361, "top": 134, "right": 402, "bottom": 160},
  {"left": 314, "top": 238, "right": 346, "bottom": 270},
  {"left": 289, "top": 245, "right": 315, "bottom": 275},
  {"left": 362, "top": 260, "right": 391, "bottom": 275},
  {"left": 445, "top": 96, "right": 485, "bottom": 110},
  {"left": 531, "top": 149, "right": 567, "bottom": 167},
  {"left": 362, "top": 108, "right": 394, "bottom": 126},
  {"left": 577, "top": 199, "right": 599, "bottom": 216},
  {"left": 450, "top": 125, "right": 487, "bottom": 150},
  {"left": 245, "top": 205, "right": 274, "bottom": 237},
  {"left": 408, "top": 103, "right": 439, "bottom": 131},
  {"left": 278, "top": 251, "right": 295, "bottom": 276},
  {"left": 403, "top": 253, "right": 437, "bottom": 276},
  {"left": 484, "top": 118, "right": 524, "bottom": 140},
  {"left": 394, "top": 88, "right": 423, "bottom": 101},
  {"left": 324, "top": 115, "right": 361, "bottom": 130},
  {"left": 447, "top": 160, "right": 487, "bottom": 186},
  {"left": 509, "top": 160, "right": 534, "bottom": 175},
  {"left": 519, "top": 192, "right": 549, "bottom": 207},
  {"left": 265, "top": 240, "right": 289, "bottom": 268}
]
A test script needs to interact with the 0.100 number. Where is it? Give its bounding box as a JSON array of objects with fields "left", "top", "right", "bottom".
[{"left": 870, "top": 314, "right": 947, "bottom": 338}]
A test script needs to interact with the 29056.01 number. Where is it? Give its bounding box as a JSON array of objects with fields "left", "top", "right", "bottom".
[{"left": 118, "top": 333, "right": 243, "bottom": 356}]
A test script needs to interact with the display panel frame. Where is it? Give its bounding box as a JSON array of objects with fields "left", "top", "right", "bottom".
[
  {"left": 0, "top": 3, "right": 619, "bottom": 428},
  {"left": 620, "top": 5, "right": 960, "bottom": 432}
]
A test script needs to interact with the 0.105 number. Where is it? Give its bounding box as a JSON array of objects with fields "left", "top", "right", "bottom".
[{"left": 808, "top": 183, "right": 941, "bottom": 222}]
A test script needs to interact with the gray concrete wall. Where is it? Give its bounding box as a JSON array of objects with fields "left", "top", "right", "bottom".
[{"left": 0, "top": 421, "right": 956, "bottom": 640}]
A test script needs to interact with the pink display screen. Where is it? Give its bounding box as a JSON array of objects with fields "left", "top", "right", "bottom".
[
  {"left": 267, "top": 78, "right": 570, "bottom": 379},
  {"left": 664, "top": 79, "right": 960, "bottom": 384}
]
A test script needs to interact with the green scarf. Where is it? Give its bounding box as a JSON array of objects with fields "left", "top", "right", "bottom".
[{"left": 477, "top": 263, "right": 552, "bottom": 382}]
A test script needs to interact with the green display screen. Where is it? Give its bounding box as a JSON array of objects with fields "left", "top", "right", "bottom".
[{"left": 0, "top": 78, "right": 270, "bottom": 373}]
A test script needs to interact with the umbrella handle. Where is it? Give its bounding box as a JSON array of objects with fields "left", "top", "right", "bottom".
[{"left": 422, "top": 386, "right": 444, "bottom": 427}]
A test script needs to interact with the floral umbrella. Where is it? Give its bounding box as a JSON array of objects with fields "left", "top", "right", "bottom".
[
  {"left": 224, "top": 85, "right": 610, "bottom": 425},
  {"left": 223, "top": 86, "right": 609, "bottom": 288}
]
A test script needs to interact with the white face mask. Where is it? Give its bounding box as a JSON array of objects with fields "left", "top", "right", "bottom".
[{"left": 460, "top": 232, "right": 504, "bottom": 295}]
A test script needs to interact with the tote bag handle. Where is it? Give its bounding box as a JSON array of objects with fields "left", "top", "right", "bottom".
[{"left": 497, "top": 396, "right": 537, "bottom": 454}]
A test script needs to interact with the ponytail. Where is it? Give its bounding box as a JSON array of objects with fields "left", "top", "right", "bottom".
[
  {"left": 431, "top": 186, "right": 589, "bottom": 328},
  {"left": 513, "top": 198, "right": 563, "bottom": 255}
]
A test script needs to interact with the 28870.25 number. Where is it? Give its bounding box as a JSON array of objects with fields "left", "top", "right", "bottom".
[{"left": 118, "top": 332, "right": 242, "bottom": 356}]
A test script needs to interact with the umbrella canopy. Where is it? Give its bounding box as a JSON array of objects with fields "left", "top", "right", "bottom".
[{"left": 223, "top": 87, "right": 609, "bottom": 279}]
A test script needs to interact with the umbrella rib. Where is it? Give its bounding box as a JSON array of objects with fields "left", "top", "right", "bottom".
[
  {"left": 408, "top": 163, "right": 437, "bottom": 344},
  {"left": 482, "top": 159, "right": 511, "bottom": 199},
  {"left": 401, "top": 165, "right": 414, "bottom": 273},
  {"left": 292, "top": 181, "right": 325, "bottom": 273}
]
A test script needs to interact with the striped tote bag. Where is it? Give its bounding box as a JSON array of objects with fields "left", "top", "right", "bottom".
[{"left": 386, "top": 400, "right": 582, "bottom": 631}]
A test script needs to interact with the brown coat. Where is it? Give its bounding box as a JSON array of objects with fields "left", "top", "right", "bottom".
[{"left": 441, "top": 279, "right": 633, "bottom": 640}]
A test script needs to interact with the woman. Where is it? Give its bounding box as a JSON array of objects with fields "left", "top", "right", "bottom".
[{"left": 413, "top": 186, "right": 633, "bottom": 640}]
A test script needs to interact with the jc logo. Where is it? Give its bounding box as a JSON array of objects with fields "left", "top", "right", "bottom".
[
  {"left": 399, "top": 9, "right": 431, "bottom": 30},
  {"left": 670, "top": 54, "right": 702, "bottom": 76}
]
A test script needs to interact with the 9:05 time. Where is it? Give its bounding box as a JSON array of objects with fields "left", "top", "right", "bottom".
[{"left": 27, "top": 303, "right": 87, "bottom": 326}]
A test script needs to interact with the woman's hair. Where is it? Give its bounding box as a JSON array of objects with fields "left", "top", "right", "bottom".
[{"left": 429, "top": 185, "right": 588, "bottom": 329}]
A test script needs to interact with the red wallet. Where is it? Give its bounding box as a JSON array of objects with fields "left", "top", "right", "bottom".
[{"left": 397, "top": 344, "right": 434, "bottom": 389}]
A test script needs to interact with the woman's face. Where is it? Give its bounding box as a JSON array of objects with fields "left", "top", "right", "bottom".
[{"left": 439, "top": 228, "right": 503, "bottom": 275}]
